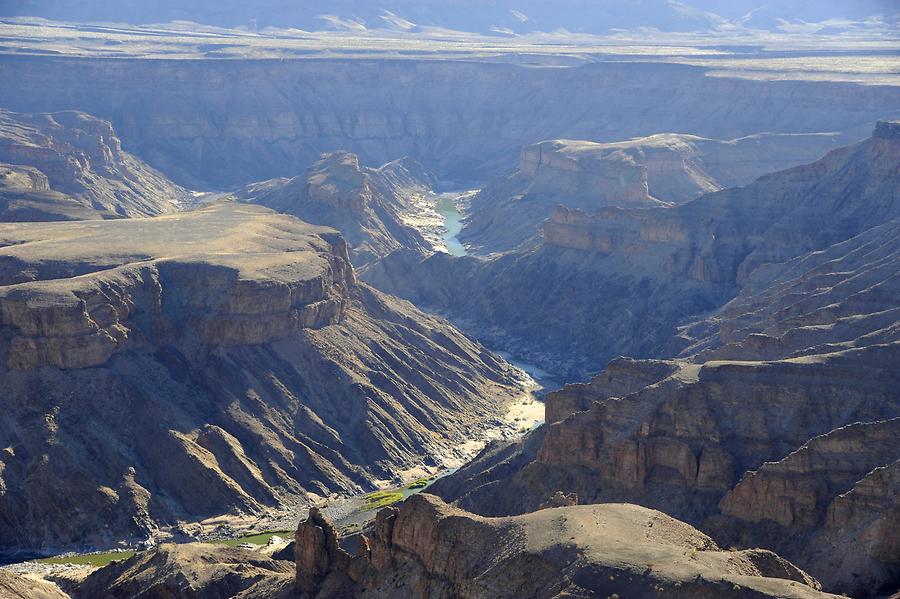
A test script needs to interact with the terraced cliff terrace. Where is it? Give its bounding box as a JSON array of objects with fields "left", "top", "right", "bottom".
[
  {"left": 0, "top": 2, "right": 898, "bottom": 598},
  {"left": 0, "top": 202, "right": 526, "bottom": 553}
]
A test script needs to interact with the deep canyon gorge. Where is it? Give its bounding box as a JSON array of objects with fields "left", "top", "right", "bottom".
[{"left": 0, "top": 3, "right": 898, "bottom": 598}]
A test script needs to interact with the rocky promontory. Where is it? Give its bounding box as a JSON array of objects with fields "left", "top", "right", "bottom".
[
  {"left": 285, "top": 493, "right": 833, "bottom": 598},
  {"left": 0, "top": 202, "right": 524, "bottom": 554},
  {"left": 237, "top": 152, "right": 434, "bottom": 266},
  {"left": 462, "top": 132, "right": 839, "bottom": 253}
]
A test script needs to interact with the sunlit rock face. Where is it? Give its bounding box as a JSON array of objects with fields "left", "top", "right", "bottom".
[
  {"left": 0, "top": 202, "right": 523, "bottom": 553},
  {"left": 367, "top": 122, "right": 900, "bottom": 379},
  {"left": 282, "top": 493, "right": 831, "bottom": 599},
  {"left": 426, "top": 124, "right": 900, "bottom": 596},
  {"left": 0, "top": 58, "right": 895, "bottom": 188}
]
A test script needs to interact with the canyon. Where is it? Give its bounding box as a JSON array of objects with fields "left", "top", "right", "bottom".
[
  {"left": 0, "top": 6, "right": 898, "bottom": 597},
  {"left": 236, "top": 151, "right": 436, "bottom": 266},
  {"left": 426, "top": 126, "right": 900, "bottom": 596},
  {"left": 461, "top": 132, "right": 842, "bottom": 254},
  {"left": 367, "top": 121, "right": 900, "bottom": 380},
  {"left": 0, "top": 58, "right": 896, "bottom": 189},
  {"left": 0, "top": 201, "right": 525, "bottom": 555}
]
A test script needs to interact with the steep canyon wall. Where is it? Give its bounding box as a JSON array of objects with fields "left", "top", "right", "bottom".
[{"left": 0, "top": 58, "right": 897, "bottom": 187}]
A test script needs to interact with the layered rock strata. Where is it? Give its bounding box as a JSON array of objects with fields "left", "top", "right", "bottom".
[
  {"left": 237, "top": 152, "right": 434, "bottom": 265},
  {"left": 426, "top": 124, "right": 900, "bottom": 596},
  {"left": 462, "top": 132, "right": 839, "bottom": 253},
  {"left": 0, "top": 202, "right": 523, "bottom": 553},
  {"left": 0, "top": 57, "right": 895, "bottom": 188},
  {"left": 366, "top": 121, "right": 900, "bottom": 380},
  {"left": 0, "top": 109, "right": 190, "bottom": 220}
]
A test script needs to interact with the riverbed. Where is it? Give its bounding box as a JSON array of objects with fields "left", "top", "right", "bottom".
[{"left": 12, "top": 196, "right": 553, "bottom": 568}]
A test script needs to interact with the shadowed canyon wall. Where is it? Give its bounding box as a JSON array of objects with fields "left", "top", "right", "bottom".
[{"left": 0, "top": 57, "right": 897, "bottom": 187}]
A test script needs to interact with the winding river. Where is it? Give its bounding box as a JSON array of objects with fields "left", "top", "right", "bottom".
[{"left": 435, "top": 192, "right": 469, "bottom": 257}]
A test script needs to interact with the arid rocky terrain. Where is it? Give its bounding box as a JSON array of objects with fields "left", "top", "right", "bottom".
[
  {"left": 65, "top": 493, "right": 840, "bottom": 598},
  {"left": 367, "top": 121, "right": 900, "bottom": 379},
  {"left": 427, "top": 125, "right": 900, "bottom": 596},
  {"left": 0, "top": 58, "right": 895, "bottom": 189},
  {"left": 0, "top": 201, "right": 525, "bottom": 554},
  {"left": 0, "top": 109, "right": 191, "bottom": 221},
  {"left": 460, "top": 132, "right": 841, "bottom": 253},
  {"left": 236, "top": 152, "right": 435, "bottom": 266},
  {"left": 0, "top": 2, "right": 898, "bottom": 598}
]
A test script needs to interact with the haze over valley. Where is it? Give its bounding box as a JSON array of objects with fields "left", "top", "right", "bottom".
[{"left": 0, "top": 1, "right": 898, "bottom": 598}]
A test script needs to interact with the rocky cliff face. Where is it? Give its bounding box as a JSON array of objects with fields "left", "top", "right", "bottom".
[
  {"left": 0, "top": 109, "right": 190, "bottom": 221},
  {"left": 0, "top": 202, "right": 524, "bottom": 555},
  {"left": 367, "top": 122, "right": 900, "bottom": 379},
  {"left": 719, "top": 419, "right": 899, "bottom": 529},
  {"left": 425, "top": 125, "right": 900, "bottom": 596},
  {"left": 238, "top": 151, "right": 434, "bottom": 265},
  {"left": 542, "top": 123, "right": 900, "bottom": 274},
  {"left": 672, "top": 218, "right": 900, "bottom": 361},
  {"left": 283, "top": 493, "right": 833, "bottom": 599},
  {"left": 435, "top": 352, "right": 900, "bottom": 595},
  {"left": 463, "top": 132, "right": 839, "bottom": 253},
  {"left": 0, "top": 57, "right": 895, "bottom": 188}
]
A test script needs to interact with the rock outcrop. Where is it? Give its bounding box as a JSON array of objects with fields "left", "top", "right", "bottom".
[
  {"left": 0, "top": 202, "right": 524, "bottom": 555},
  {"left": 366, "top": 121, "right": 900, "bottom": 380},
  {"left": 294, "top": 507, "right": 349, "bottom": 596},
  {"left": 462, "top": 132, "right": 839, "bottom": 253},
  {"left": 436, "top": 355, "right": 900, "bottom": 595},
  {"left": 714, "top": 419, "right": 900, "bottom": 594},
  {"left": 237, "top": 152, "right": 434, "bottom": 265},
  {"left": 289, "top": 493, "right": 834, "bottom": 598},
  {"left": 75, "top": 543, "right": 295, "bottom": 598},
  {"left": 0, "top": 570, "right": 68, "bottom": 599},
  {"left": 0, "top": 109, "right": 190, "bottom": 221},
  {"left": 424, "top": 125, "right": 900, "bottom": 596}
]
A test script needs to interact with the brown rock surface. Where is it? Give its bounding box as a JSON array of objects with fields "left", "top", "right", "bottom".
[
  {"left": 0, "top": 109, "right": 191, "bottom": 221},
  {"left": 237, "top": 152, "right": 434, "bottom": 265},
  {"left": 0, "top": 202, "right": 523, "bottom": 554},
  {"left": 462, "top": 132, "right": 839, "bottom": 253},
  {"left": 0, "top": 570, "right": 68, "bottom": 599},
  {"left": 720, "top": 419, "right": 900, "bottom": 529},
  {"left": 294, "top": 507, "right": 350, "bottom": 596},
  {"left": 74, "top": 543, "right": 295, "bottom": 598},
  {"left": 714, "top": 419, "right": 900, "bottom": 594},
  {"left": 292, "top": 493, "right": 835, "bottom": 598}
]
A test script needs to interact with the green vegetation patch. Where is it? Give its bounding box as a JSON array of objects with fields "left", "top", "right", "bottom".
[
  {"left": 35, "top": 529, "right": 294, "bottom": 567},
  {"left": 362, "top": 490, "right": 405, "bottom": 511},
  {"left": 38, "top": 550, "right": 136, "bottom": 567}
]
